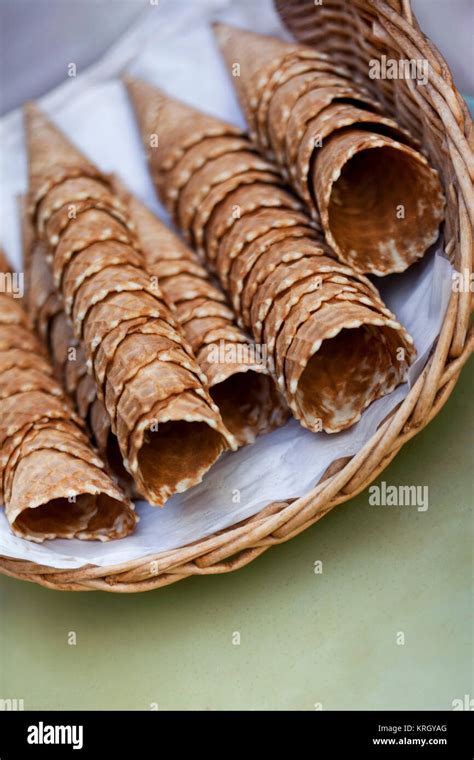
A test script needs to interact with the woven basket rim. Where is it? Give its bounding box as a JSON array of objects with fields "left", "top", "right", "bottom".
[{"left": 1, "top": 0, "right": 473, "bottom": 591}]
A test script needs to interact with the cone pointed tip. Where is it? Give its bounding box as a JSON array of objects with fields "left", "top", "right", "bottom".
[
  {"left": 122, "top": 73, "right": 142, "bottom": 89},
  {"left": 122, "top": 74, "right": 139, "bottom": 93},
  {"left": 23, "top": 100, "right": 40, "bottom": 118},
  {"left": 124, "top": 75, "right": 165, "bottom": 100},
  {"left": 212, "top": 20, "right": 233, "bottom": 43},
  {"left": 211, "top": 20, "right": 225, "bottom": 32},
  {"left": 23, "top": 100, "right": 48, "bottom": 134}
]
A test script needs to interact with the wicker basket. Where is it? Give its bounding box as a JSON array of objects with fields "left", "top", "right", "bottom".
[{"left": 1, "top": 0, "right": 472, "bottom": 592}]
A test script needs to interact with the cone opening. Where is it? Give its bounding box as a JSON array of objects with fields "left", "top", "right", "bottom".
[
  {"left": 137, "top": 420, "right": 225, "bottom": 503},
  {"left": 323, "top": 144, "right": 440, "bottom": 274},
  {"left": 209, "top": 370, "right": 270, "bottom": 447},
  {"left": 295, "top": 323, "right": 406, "bottom": 432},
  {"left": 12, "top": 493, "right": 128, "bottom": 541}
]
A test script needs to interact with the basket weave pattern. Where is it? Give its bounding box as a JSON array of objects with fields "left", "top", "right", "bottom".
[{"left": 1, "top": 0, "right": 472, "bottom": 591}]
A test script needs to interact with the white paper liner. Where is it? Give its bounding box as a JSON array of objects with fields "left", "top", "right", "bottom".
[{"left": 0, "top": 0, "right": 452, "bottom": 569}]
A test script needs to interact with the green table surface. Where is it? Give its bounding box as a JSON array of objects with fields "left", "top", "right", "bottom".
[{"left": 0, "top": 359, "right": 472, "bottom": 711}]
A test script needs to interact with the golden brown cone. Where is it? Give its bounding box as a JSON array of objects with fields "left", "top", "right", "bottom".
[
  {"left": 0, "top": 253, "right": 137, "bottom": 541},
  {"left": 20, "top": 198, "right": 135, "bottom": 494},
  {"left": 312, "top": 129, "right": 445, "bottom": 275},
  {"left": 213, "top": 25, "right": 445, "bottom": 276},
  {"left": 113, "top": 181, "right": 289, "bottom": 445},
  {"left": 8, "top": 450, "right": 136, "bottom": 543},
  {"left": 24, "top": 102, "right": 100, "bottom": 215}
]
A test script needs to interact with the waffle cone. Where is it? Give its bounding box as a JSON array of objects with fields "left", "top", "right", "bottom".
[
  {"left": 213, "top": 23, "right": 302, "bottom": 94},
  {"left": 24, "top": 102, "right": 101, "bottom": 215},
  {"left": 0, "top": 252, "right": 136, "bottom": 539},
  {"left": 2, "top": 418, "right": 84, "bottom": 479},
  {"left": 121, "top": 187, "right": 288, "bottom": 446},
  {"left": 177, "top": 298, "right": 235, "bottom": 324},
  {"left": 283, "top": 301, "right": 415, "bottom": 432},
  {"left": 202, "top": 354, "right": 289, "bottom": 444},
  {"left": 312, "top": 129, "right": 445, "bottom": 275},
  {"left": 8, "top": 448, "right": 135, "bottom": 542},
  {"left": 213, "top": 25, "right": 444, "bottom": 271},
  {"left": 20, "top": 198, "right": 136, "bottom": 494},
  {"left": 256, "top": 62, "right": 352, "bottom": 150},
  {"left": 21, "top": 197, "right": 62, "bottom": 330},
  {"left": 273, "top": 285, "right": 370, "bottom": 379},
  {"left": 125, "top": 389, "right": 233, "bottom": 506}
]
